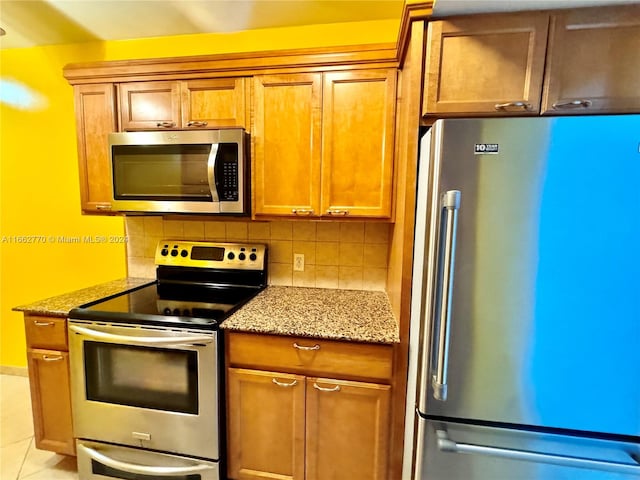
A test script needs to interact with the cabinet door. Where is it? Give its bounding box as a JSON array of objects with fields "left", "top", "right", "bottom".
[
  {"left": 27, "top": 349, "right": 75, "bottom": 455},
  {"left": 542, "top": 5, "right": 640, "bottom": 114},
  {"left": 181, "top": 78, "right": 248, "bottom": 128},
  {"left": 305, "top": 377, "right": 390, "bottom": 480},
  {"left": 321, "top": 69, "right": 396, "bottom": 218},
  {"left": 118, "top": 81, "right": 180, "bottom": 130},
  {"left": 253, "top": 74, "right": 322, "bottom": 217},
  {"left": 424, "top": 12, "right": 549, "bottom": 116},
  {"left": 227, "top": 368, "right": 305, "bottom": 480},
  {"left": 74, "top": 84, "right": 117, "bottom": 213}
]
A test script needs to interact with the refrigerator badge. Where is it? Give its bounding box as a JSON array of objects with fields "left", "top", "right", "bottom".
[{"left": 474, "top": 143, "right": 499, "bottom": 154}]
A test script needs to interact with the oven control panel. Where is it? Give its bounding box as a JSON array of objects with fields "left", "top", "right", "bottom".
[{"left": 155, "top": 240, "right": 267, "bottom": 270}]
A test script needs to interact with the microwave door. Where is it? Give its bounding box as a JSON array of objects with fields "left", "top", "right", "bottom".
[{"left": 207, "top": 143, "right": 220, "bottom": 203}]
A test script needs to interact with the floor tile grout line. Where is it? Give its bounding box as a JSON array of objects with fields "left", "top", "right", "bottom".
[{"left": 15, "top": 436, "right": 33, "bottom": 480}]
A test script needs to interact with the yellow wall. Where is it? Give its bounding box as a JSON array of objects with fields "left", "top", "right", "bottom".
[{"left": 0, "top": 19, "right": 399, "bottom": 368}]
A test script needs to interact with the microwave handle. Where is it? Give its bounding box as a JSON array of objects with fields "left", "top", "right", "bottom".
[
  {"left": 78, "top": 444, "right": 215, "bottom": 476},
  {"left": 207, "top": 144, "right": 220, "bottom": 203}
]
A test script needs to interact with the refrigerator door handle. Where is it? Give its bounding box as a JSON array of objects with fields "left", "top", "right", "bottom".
[
  {"left": 431, "top": 190, "right": 461, "bottom": 401},
  {"left": 436, "top": 429, "right": 640, "bottom": 476}
]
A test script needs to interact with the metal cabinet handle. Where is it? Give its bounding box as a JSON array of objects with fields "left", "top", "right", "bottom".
[
  {"left": 156, "top": 121, "right": 176, "bottom": 128},
  {"left": 272, "top": 378, "right": 298, "bottom": 388},
  {"left": 552, "top": 99, "right": 592, "bottom": 110},
  {"left": 436, "top": 430, "right": 640, "bottom": 476},
  {"left": 95, "top": 204, "right": 112, "bottom": 210},
  {"left": 42, "top": 355, "right": 63, "bottom": 362},
  {"left": 187, "top": 121, "right": 208, "bottom": 127},
  {"left": 293, "top": 342, "right": 320, "bottom": 351},
  {"left": 33, "top": 320, "right": 54, "bottom": 327},
  {"left": 77, "top": 444, "right": 214, "bottom": 476},
  {"left": 432, "top": 190, "right": 461, "bottom": 401},
  {"left": 494, "top": 102, "right": 532, "bottom": 111},
  {"left": 326, "top": 209, "right": 349, "bottom": 216},
  {"left": 313, "top": 382, "right": 341, "bottom": 392},
  {"left": 292, "top": 209, "right": 315, "bottom": 215}
]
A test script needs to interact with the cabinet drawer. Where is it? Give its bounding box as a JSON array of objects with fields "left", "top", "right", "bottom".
[
  {"left": 24, "top": 316, "right": 68, "bottom": 350},
  {"left": 227, "top": 332, "right": 393, "bottom": 382}
]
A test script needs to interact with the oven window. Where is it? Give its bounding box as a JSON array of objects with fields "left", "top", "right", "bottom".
[
  {"left": 84, "top": 342, "right": 198, "bottom": 414},
  {"left": 92, "top": 460, "right": 201, "bottom": 480}
]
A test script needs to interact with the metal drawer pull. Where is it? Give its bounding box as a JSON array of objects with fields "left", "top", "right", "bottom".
[
  {"left": 33, "top": 320, "right": 54, "bottom": 327},
  {"left": 494, "top": 101, "right": 532, "bottom": 111},
  {"left": 187, "top": 121, "right": 208, "bottom": 127},
  {"left": 156, "top": 121, "right": 176, "bottom": 128},
  {"left": 292, "top": 209, "right": 314, "bottom": 215},
  {"left": 77, "top": 444, "right": 214, "bottom": 476},
  {"left": 272, "top": 378, "right": 298, "bottom": 388},
  {"left": 42, "top": 355, "right": 63, "bottom": 362},
  {"left": 313, "top": 383, "right": 340, "bottom": 392},
  {"left": 96, "top": 205, "right": 112, "bottom": 210},
  {"left": 326, "top": 209, "right": 349, "bottom": 216},
  {"left": 436, "top": 430, "right": 640, "bottom": 476},
  {"left": 552, "top": 99, "right": 592, "bottom": 110},
  {"left": 293, "top": 342, "right": 320, "bottom": 351}
]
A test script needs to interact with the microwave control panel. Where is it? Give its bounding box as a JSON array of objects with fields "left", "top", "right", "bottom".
[{"left": 216, "top": 143, "right": 239, "bottom": 202}]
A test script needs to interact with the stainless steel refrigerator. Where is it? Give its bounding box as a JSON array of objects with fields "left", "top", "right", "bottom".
[{"left": 403, "top": 116, "right": 640, "bottom": 480}]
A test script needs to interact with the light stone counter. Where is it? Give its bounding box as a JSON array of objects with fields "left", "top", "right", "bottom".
[
  {"left": 13, "top": 278, "right": 155, "bottom": 317},
  {"left": 221, "top": 286, "right": 399, "bottom": 344}
]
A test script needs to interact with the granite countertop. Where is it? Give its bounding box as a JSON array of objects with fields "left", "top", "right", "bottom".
[
  {"left": 221, "top": 286, "right": 400, "bottom": 344},
  {"left": 13, "top": 277, "right": 155, "bottom": 317}
]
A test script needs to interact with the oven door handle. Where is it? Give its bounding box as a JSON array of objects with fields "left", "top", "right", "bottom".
[
  {"left": 69, "top": 325, "right": 213, "bottom": 346},
  {"left": 78, "top": 444, "right": 215, "bottom": 476}
]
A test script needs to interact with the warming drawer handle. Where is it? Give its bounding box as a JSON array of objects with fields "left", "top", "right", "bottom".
[
  {"left": 77, "top": 444, "right": 214, "bottom": 476},
  {"left": 436, "top": 430, "right": 640, "bottom": 476},
  {"left": 293, "top": 342, "right": 320, "bottom": 351},
  {"left": 431, "top": 190, "right": 461, "bottom": 402},
  {"left": 69, "top": 325, "right": 213, "bottom": 346}
]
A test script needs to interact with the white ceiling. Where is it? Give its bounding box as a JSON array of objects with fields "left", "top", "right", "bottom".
[{"left": 0, "top": 0, "right": 637, "bottom": 49}]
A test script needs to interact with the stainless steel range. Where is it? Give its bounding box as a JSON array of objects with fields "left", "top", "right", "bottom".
[{"left": 68, "top": 240, "right": 267, "bottom": 480}]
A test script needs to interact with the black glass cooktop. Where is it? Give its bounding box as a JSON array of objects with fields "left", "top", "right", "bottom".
[{"left": 69, "top": 282, "right": 262, "bottom": 330}]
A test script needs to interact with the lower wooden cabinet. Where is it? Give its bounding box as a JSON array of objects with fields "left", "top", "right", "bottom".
[
  {"left": 226, "top": 333, "right": 392, "bottom": 480},
  {"left": 23, "top": 315, "right": 75, "bottom": 456}
]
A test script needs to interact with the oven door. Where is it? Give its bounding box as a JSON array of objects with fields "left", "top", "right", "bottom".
[
  {"left": 68, "top": 321, "right": 219, "bottom": 460},
  {"left": 77, "top": 440, "right": 219, "bottom": 480}
]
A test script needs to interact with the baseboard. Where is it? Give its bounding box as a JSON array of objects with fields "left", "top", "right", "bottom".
[{"left": 0, "top": 365, "right": 28, "bottom": 377}]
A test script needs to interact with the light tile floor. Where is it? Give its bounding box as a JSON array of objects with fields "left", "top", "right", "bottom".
[{"left": 1, "top": 374, "right": 78, "bottom": 479}]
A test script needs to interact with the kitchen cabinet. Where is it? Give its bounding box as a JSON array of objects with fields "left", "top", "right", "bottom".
[
  {"left": 423, "top": 4, "right": 640, "bottom": 118},
  {"left": 542, "top": 5, "right": 640, "bottom": 114},
  {"left": 253, "top": 69, "right": 396, "bottom": 219},
  {"left": 24, "top": 315, "right": 75, "bottom": 456},
  {"left": 226, "top": 332, "right": 392, "bottom": 480},
  {"left": 73, "top": 83, "right": 117, "bottom": 213},
  {"left": 118, "top": 77, "right": 248, "bottom": 130},
  {"left": 423, "top": 12, "right": 549, "bottom": 116}
]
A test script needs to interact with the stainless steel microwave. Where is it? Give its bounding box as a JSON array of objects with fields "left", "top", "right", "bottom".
[{"left": 108, "top": 128, "right": 248, "bottom": 214}]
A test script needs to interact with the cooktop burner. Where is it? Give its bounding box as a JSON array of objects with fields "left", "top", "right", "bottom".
[{"left": 69, "top": 241, "right": 267, "bottom": 330}]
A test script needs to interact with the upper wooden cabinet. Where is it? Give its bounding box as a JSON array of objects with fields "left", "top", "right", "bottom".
[
  {"left": 119, "top": 78, "right": 248, "bottom": 130},
  {"left": 542, "top": 5, "right": 640, "bottom": 114},
  {"left": 424, "top": 12, "right": 549, "bottom": 116},
  {"left": 73, "top": 83, "right": 117, "bottom": 213},
  {"left": 253, "top": 69, "right": 397, "bottom": 219},
  {"left": 424, "top": 4, "right": 640, "bottom": 117}
]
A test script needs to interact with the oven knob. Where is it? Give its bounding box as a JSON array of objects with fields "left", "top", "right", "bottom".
[
  {"left": 161, "top": 248, "right": 169, "bottom": 256},
  {"left": 163, "top": 308, "right": 172, "bottom": 315},
  {"left": 171, "top": 250, "right": 178, "bottom": 257},
  {"left": 227, "top": 252, "right": 235, "bottom": 260},
  {"left": 249, "top": 253, "right": 257, "bottom": 261},
  {"left": 173, "top": 308, "right": 181, "bottom": 315},
  {"left": 183, "top": 309, "right": 191, "bottom": 316},
  {"left": 181, "top": 249, "right": 188, "bottom": 257},
  {"left": 239, "top": 252, "right": 246, "bottom": 261}
]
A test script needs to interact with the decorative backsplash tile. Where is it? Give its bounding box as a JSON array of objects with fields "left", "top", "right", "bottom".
[{"left": 125, "top": 217, "right": 390, "bottom": 291}]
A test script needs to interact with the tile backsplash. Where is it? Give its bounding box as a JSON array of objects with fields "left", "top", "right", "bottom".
[{"left": 125, "top": 217, "right": 390, "bottom": 291}]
